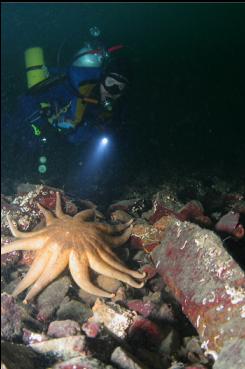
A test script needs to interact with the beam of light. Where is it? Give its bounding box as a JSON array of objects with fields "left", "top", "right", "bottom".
[
  {"left": 68, "top": 135, "right": 113, "bottom": 196},
  {"left": 101, "top": 137, "right": 109, "bottom": 145}
]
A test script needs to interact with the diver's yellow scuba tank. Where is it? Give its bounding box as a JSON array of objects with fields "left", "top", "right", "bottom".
[{"left": 24, "top": 47, "right": 49, "bottom": 88}]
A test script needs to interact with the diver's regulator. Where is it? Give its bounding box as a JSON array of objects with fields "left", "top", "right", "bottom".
[{"left": 102, "top": 97, "right": 113, "bottom": 111}]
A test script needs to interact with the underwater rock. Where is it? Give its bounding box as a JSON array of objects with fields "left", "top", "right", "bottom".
[
  {"left": 148, "top": 202, "right": 178, "bottom": 225},
  {"left": 131, "top": 214, "right": 177, "bottom": 253},
  {"left": 30, "top": 335, "right": 88, "bottom": 361},
  {"left": 1, "top": 293, "right": 26, "bottom": 341},
  {"left": 82, "top": 321, "right": 101, "bottom": 338},
  {"left": 178, "top": 201, "right": 212, "bottom": 227},
  {"left": 96, "top": 275, "right": 122, "bottom": 293},
  {"left": 222, "top": 193, "right": 244, "bottom": 212},
  {"left": 111, "top": 346, "right": 150, "bottom": 369},
  {"left": 158, "top": 327, "right": 181, "bottom": 356},
  {"left": 56, "top": 299, "right": 92, "bottom": 324},
  {"left": 110, "top": 209, "right": 133, "bottom": 223},
  {"left": 108, "top": 198, "right": 146, "bottom": 217},
  {"left": 16, "top": 182, "right": 46, "bottom": 194},
  {"left": 1, "top": 293, "right": 40, "bottom": 341},
  {"left": 215, "top": 211, "right": 244, "bottom": 239},
  {"left": 232, "top": 199, "right": 245, "bottom": 214},
  {"left": 1, "top": 185, "right": 78, "bottom": 237},
  {"left": 151, "top": 217, "right": 245, "bottom": 357},
  {"left": 22, "top": 328, "right": 49, "bottom": 345},
  {"left": 1, "top": 199, "right": 19, "bottom": 235},
  {"left": 185, "top": 364, "right": 207, "bottom": 369},
  {"left": 1, "top": 341, "right": 45, "bottom": 369},
  {"left": 149, "top": 199, "right": 211, "bottom": 228},
  {"left": 78, "top": 288, "right": 98, "bottom": 306},
  {"left": 140, "top": 264, "right": 158, "bottom": 280},
  {"left": 130, "top": 221, "right": 163, "bottom": 252},
  {"left": 36, "top": 276, "right": 71, "bottom": 322},
  {"left": 50, "top": 355, "right": 116, "bottom": 369},
  {"left": 152, "top": 188, "right": 182, "bottom": 212},
  {"left": 134, "top": 346, "right": 171, "bottom": 369},
  {"left": 151, "top": 302, "right": 176, "bottom": 323},
  {"left": 47, "top": 320, "right": 81, "bottom": 338},
  {"left": 1, "top": 237, "right": 21, "bottom": 268},
  {"left": 179, "top": 336, "right": 209, "bottom": 366},
  {"left": 127, "top": 299, "right": 155, "bottom": 318},
  {"left": 213, "top": 337, "right": 245, "bottom": 369},
  {"left": 215, "top": 211, "right": 240, "bottom": 233},
  {"left": 127, "top": 317, "right": 163, "bottom": 349},
  {"left": 111, "top": 286, "right": 128, "bottom": 303},
  {"left": 18, "top": 249, "right": 36, "bottom": 266},
  {"left": 89, "top": 298, "right": 137, "bottom": 339},
  {"left": 167, "top": 362, "right": 185, "bottom": 369}
]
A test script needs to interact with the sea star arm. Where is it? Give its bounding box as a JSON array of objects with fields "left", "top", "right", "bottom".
[
  {"left": 23, "top": 246, "right": 70, "bottom": 303},
  {"left": 102, "top": 225, "right": 133, "bottom": 247},
  {"left": 12, "top": 249, "right": 51, "bottom": 298},
  {"left": 55, "top": 192, "right": 71, "bottom": 220},
  {"left": 1, "top": 234, "right": 49, "bottom": 255},
  {"left": 94, "top": 219, "right": 133, "bottom": 234},
  {"left": 37, "top": 203, "right": 56, "bottom": 225},
  {"left": 74, "top": 209, "right": 96, "bottom": 222},
  {"left": 86, "top": 248, "right": 145, "bottom": 289},
  {"left": 69, "top": 250, "right": 114, "bottom": 298},
  {"left": 7, "top": 215, "right": 48, "bottom": 238},
  {"left": 95, "top": 243, "right": 146, "bottom": 280}
]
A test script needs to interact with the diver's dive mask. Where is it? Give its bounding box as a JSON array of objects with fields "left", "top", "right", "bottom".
[{"left": 102, "top": 73, "right": 129, "bottom": 96}]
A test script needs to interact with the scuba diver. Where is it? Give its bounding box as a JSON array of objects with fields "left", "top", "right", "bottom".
[{"left": 3, "top": 26, "right": 132, "bottom": 191}]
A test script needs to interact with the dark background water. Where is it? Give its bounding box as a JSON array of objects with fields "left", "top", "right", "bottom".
[{"left": 1, "top": 3, "right": 245, "bottom": 196}]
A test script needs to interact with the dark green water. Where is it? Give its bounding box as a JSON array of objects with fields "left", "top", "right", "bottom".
[{"left": 2, "top": 3, "right": 245, "bottom": 195}]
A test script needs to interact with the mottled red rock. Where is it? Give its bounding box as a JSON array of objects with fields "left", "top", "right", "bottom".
[
  {"left": 232, "top": 223, "right": 245, "bottom": 239},
  {"left": 47, "top": 320, "right": 81, "bottom": 338},
  {"left": 82, "top": 321, "right": 100, "bottom": 338},
  {"left": 179, "top": 201, "right": 212, "bottom": 228},
  {"left": 130, "top": 222, "right": 163, "bottom": 252},
  {"left": 127, "top": 300, "right": 155, "bottom": 318},
  {"left": 149, "top": 200, "right": 212, "bottom": 229},
  {"left": 1, "top": 293, "right": 39, "bottom": 341},
  {"left": 140, "top": 264, "right": 157, "bottom": 280},
  {"left": 215, "top": 211, "right": 239, "bottom": 233},
  {"left": 215, "top": 211, "right": 244, "bottom": 240},
  {"left": 178, "top": 200, "right": 204, "bottom": 220},
  {"left": 18, "top": 250, "right": 36, "bottom": 266},
  {"left": 148, "top": 202, "right": 177, "bottom": 225},
  {"left": 1, "top": 293, "right": 25, "bottom": 340},
  {"left": 1, "top": 186, "right": 78, "bottom": 239},
  {"left": 128, "top": 317, "right": 163, "bottom": 347},
  {"left": 151, "top": 217, "right": 245, "bottom": 358}
]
